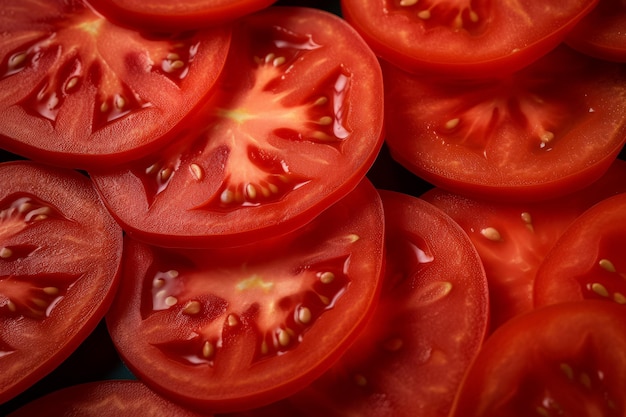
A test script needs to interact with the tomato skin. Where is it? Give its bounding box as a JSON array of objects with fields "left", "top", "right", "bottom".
[
  {"left": 91, "top": 6, "right": 385, "bottom": 248},
  {"left": 341, "top": 0, "right": 598, "bottom": 77},
  {"left": 448, "top": 301, "right": 626, "bottom": 416},
  {"left": 566, "top": 0, "right": 626, "bottom": 62},
  {"left": 0, "top": 161, "right": 123, "bottom": 403},
  {"left": 106, "top": 179, "right": 385, "bottom": 413},
  {"left": 534, "top": 192, "right": 626, "bottom": 308},
  {"left": 384, "top": 45, "right": 626, "bottom": 202},
  {"left": 0, "top": 0, "right": 231, "bottom": 170},
  {"left": 7, "top": 380, "right": 209, "bottom": 417},
  {"left": 87, "top": 0, "right": 277, "bottom": 31}
]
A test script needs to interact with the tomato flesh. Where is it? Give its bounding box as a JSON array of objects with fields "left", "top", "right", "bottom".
[
  {"left": 0, "top": 161, "right": 123, "bottom": 403},
  {"left": 106, "top": 179, "right": 385, "bottom": 413},
  {"left": 0, "top": 0, "right": 231, "bottom": 169},
  {"left": 92, "top": 6, "right": 384, "bottom": 248}
]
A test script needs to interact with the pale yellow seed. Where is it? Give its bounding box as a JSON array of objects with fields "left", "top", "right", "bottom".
[
  {"left": 560, "top": 363, "right": 574, "bottom": 380},
  {"left": 268, "top": 183, "right": 279, "bottom": 194},
  {"left": 7, "top": 300, "right": 17, "bottom": 313},
  {"left": 264, "top": 53, "right": 275, "bottom": 64},
  {"left": 320, "top": 272, "right": 335, "bottom": 284},
  {"left": 614, "top": 293, "right": 626, "bottom": 304},
  {"left": 66, "top": 76, "right": 79, "bottom": 90},
  {"left": 521, "top": 212, "right": 532, "bottom": 225},
  {"left": 183, "top": 300, "right": 201, "bottom": 315},
  {"left": 399, "top": 0, "right": 418, "bottom": 6},
  {"left": 580, "top": 372, "right": 592, "bottom": 389},
  {"left": 540, "top": 131, "right": 555, "bottom": 143},
  {"left": 298, "top": 306, "right": 312, "bottom": 324},
  {"left": 445, "top": 118, "right": 460, "bottom": 130},
  {"left": 43, "top": 287, "right": 59, "bottom": 296},
  {"left": 146, "top": 163, "right": 159, "bottom": 175},
  {"left": 170, "top": 60, "right": 185, "bottom": 70},
  {"left": 273, "top": 56, "right": 286, "bottom": 67},
  {"left": 18, "top": 202, "right": 33, "bottom": 213},
  {"left": 278, "top": 329, "right": 291, "bottom": 347},
  {"left": 167, "top": 270, "right": 179, "bottom": 278},
  {"left": 246, "top": 183, "right": 258, "bottom": 200},
  {"left": 314, "top": 97, "right": 328, "bottom": 106},
  {"left": 189, "top": 163, "right": 204, "bottom": 181},
  {"left": 318, "top": 116, "right": 333, "bottom": 126},
  {"left": 202, "top": 341, "right": 214, "bottom": 358},
  {"left": 0, "top": 247, "right": 13, "bottom": 259},
  {"left": 319, "top": 295, "right": 331, "bottom": 305},
  {"left": 353, "top": 374, "right": 368, "bottom": 387},
  {"left": 164, "top": 296, "right": 178, "bottom": 307},
  {"left": 481, "top": 227, "right": 502, "bottom": 241},
  {"left": 167, "top": 53, "right": 180, "bottom": 60},
  {"left": 599, "top": 259, "right": 616, "bottom": 273},
  {"left": 591, "top": 282, "right": 609, "bottom": 298},
  {"left": 469, "top": 10, "right": 479, "bottom": 22},
  {"left": 160, "top": 168, "right": 173, "bottom": 182},
  {"left": 153, "top": 278, "right": 166, "bottom": 288},
  {"left": 100, "top": 101, "right": 109, "bottom": 112},
  {"left": 261, "top": 340, "right": 269, "bottom": 355},
  {"left": 417, "top": 10, "right": 431, "bottom": 19},
  {"left": 115, "top": 95, "right": 125, "bottom": 110},
  {"left": 32, "top": 298, "right": 48, "bottom": 308},
  {"left": 312, "top": 131, "right": 332, "bottom": 141},
  {"left": 221, "top": 189, "right": 235, "bottom": 204},
  {"left": 9, "top": 52, "right": 27, "bottom": 68},
  {"left": 228, "top": 314, "right": 239, "bottom": 327}
]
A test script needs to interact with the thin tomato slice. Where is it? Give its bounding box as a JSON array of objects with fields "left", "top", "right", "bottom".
[
  {"left": 91, "top": 6, "right": 384, "bottom": 248},
  {"left": 384, "top": 45, "right": 626, "bottom": 202},
  {"left": 0, "top": 0, "right": 231, "bottom": 170},
  {"left": 7, "top": 380, "right": 207, "bottom": 417},
  {"left": 422, "top": 159, "right": 626, "bottom": 331},
  {"left": 0, "top": 161, "right": 123, "bottom": 403},
  {"left": 106, "top": 179, "right": 385, "bottom": 414},
  {"left": 283, "top": 190, "right": 488, "bottom": 417},
  {"left": 534, "top": 192, "right": 626, "bottom": 308},
  {"left": 341, "top": 0, "right": 597, "bottom": 77},
  {"left": 567, "top": 0, "right": 626, "bottom": 62},
  {"left": 449, "top": 301, "right": 626, "bottom": 416},
  {"left": 88, "top": 0, "right": 277, "bottom": 31}
]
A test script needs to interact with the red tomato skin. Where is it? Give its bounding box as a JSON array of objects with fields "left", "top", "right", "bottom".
[
  {"left": 384, "top": 45, "right": 626, "bottom": 202},
  {"left": 448, "top": 301, "right": 626, "bottom": 416},
  {"left": 7, "top": 380, "right": 209, "bottom": 417},
  {"left": 341, "top": 0, "right": 598, "bottom": 77},
  {"left": 87, "top": 0, "right": 278, "bottom": 31},
  {"left": 534, "top": 192, "right": 626, "bottom": 308},
  {"left": 106, "top": 179, "right": 385, "bottom": 414},
  {"left": 0, "top": 161, "right": 123, "bottom": 403},
  {"left": 0, "top": 0, "right": 231, "bottom": 170}
]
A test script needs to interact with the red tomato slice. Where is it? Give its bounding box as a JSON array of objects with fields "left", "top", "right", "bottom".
[
  {"left": 0, "top": 161, "right": 123, "bottom": 403},
  {"left": 91, "top": 6, "right": 384, "bottom": 248},
  {"left": 448, "top": 301, "right": 626, "bottom": 416},
  {"left": 280, "top": 190, "right": 488, "bottom": 417},
  {"left": 106, "top": 179, "right": 385, "bottom": 414},
  {"left": 567, "top": 0, "right": 626, "bottom": 62},
  {"left": 0, "top": 0, "right": 231, "bottom": 170},
  {"left": 7, "top": 380, "right": 207, "bottom": 417},
  {"left": 341, "top": 0, "right": 598, "bottom": 77},
  {"left": 384, "top": 45, "right": 626, "bottom": 202},
  {"left": 88, "top": 0, "right": 277, "bottom": 31},
  {"left": 534, "top": 192, "right": 626, "bottom": 308},
  {"left": 422, "top": 159, "right": 626, "bottom": 331}
]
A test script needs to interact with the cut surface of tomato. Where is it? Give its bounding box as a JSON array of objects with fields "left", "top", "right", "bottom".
[
  {"left": 422, "top": 159, "right": 626, "bottom": 331},
  {"left": 106, "top": 179, "right": 385, "bottom": 413},
  {"left": 88, "top": 0, "right": 277, "bottom": 31},
  {"left": 341, "top": 0, "right": 598, "bottom": 77},
  {"left": 0, "top": 0, "right": 231, "bottom": 169},
  {"left": 534, "top": 192, "right": 626, "bottom": 308},
  {"left": 448, "top": 301, "right": 626, "bottom": 416},
  {"left": 384, "top": 45, "right": 626, "bottom": 202},
  {"left": 566, "top": 0, "right": 626, "bottom": 62},
  {"left": 283, "top": 190, "right": 488, "bottom": 417},
  {"left": 7, "top": 380, "right": 208, "bottom": 417},
  {"left": 0, "top": 161, "right": 123, "bottom": 403},
  {"left": 92, "top": 6, "right": 384, "bottom": 248}
]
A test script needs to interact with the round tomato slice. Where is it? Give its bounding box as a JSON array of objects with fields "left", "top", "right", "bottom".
[
  {"left": 106, "top": 179, "right": 385, "bottom": 413},
  {"left": 0, "top": 161, "right": 123, "bottom": 403},
  {"left": 534, "top": 192, "right": 626, "bottom": 308},
  {"left": 566, "top": 0, "right": 626, "bottom": 62},
  {"left": 341, "top": 0, "right": 597, "bottom": 77},
  {"left": 422, "top": 159, "right": 626, "bottom": 331},
  {"left": 448, "top": 301, "right": 626, "bottom": 416},
  {"left": 384, "top": 45, "right": 626, "bottom": 202},
  {"left": 0, "top": 0, "right": 231, "bottom": 170},
  {"left": 7, "top": 380, "right": 207, "bottom": 417},
  {"left": 282, "top": 190, "right": 488, "bottom": 417},
  {"left": 91, "top": 6, "right": 384, "bottom": 248},
  {"left": 88, "top": 0, "right": 277, "bottom": 31}
]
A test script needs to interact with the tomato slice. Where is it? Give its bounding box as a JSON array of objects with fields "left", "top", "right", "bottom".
[
  {"left": 534, "top": 192, "right": 626, "bottom": 308},
  {"left": 7, "top": 380, "right": 208, "bottom": 416},
  {"left": 106, "top": 179, "right": 385, "bottom": 413},
  {"left": 0, "top": 161, "right": 123, "bottom": 403},
  {"left": 276, "top": 190, "right": 488, "bottom": 417},
  {"left": 566, "top": 0, "right": 626, "bottom": 62},
  {"left": 341, "top": 0, "right": 598, "bottom": 77},
  {"left": 88, "top": 0, "right": 277, "bottom": 31},
  {"left": 0, "top": 0, "right": 231, "bottom": 170},
  {"left": 422, "top": 159, "right": 626, "bottom": 331},
  {"left": 448, "top": 301, "right": 626, "bottom": 416},
  {"left": 91, "top": 6, "right": 384, "bottom": 248},
  {"left": 384, "top": 45, "right": 626, "bottom": 202}
]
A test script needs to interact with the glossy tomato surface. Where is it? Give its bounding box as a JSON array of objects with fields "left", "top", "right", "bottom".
[
  {"left": 534, "top": 192, "right": 626, "bottom": 308},
  {"left": 384, "top": 45, "right": 626, "bottom": 202},
  {"left": 7, "top": 380, "right": 208, "bottom": 417},
  {"left": 0, "top": 161, "right": 123, "bottom": 403},
  {"left": 92, "top": 6, "right": 384, "bottom": 248},
  {"left": 449, "top": 301, "right": 626, "bottom": 416},
  {"left": 88, "top": 0, "right": 277, "bottom": 31},
  {"left": 0, "top": 0, "right": 231, "bottom": 169},
  {"left": 341, "top": 0, "right": 598, "bottom": 77},
  {"left": 285, "top": 190, "right": 488, "bottom": 417},
  {"left": 106, "top": 179, "right": 385, "bottom": 413}
]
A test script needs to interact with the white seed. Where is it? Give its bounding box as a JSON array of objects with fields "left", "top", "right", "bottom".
[
  {"left": 228, "top": 314, "right": 239, "bottom": 327},
  {"left": 481, "top": 227, "right": 502, "bottom": 241},
  {"left": 189, "top": 163, "right": 204, "bottom": 180},
  {"left": 264, "top": 53, "right": 275, "bottom": 64},
  {"left": 272, "top": 56, "right": 286, "bottom": 67},
  {"left": 164, "top": 296, "right": 178, "bottom": 306},
  {"left": 114, "top": 95, "right": 125, "bottom": 110}
]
